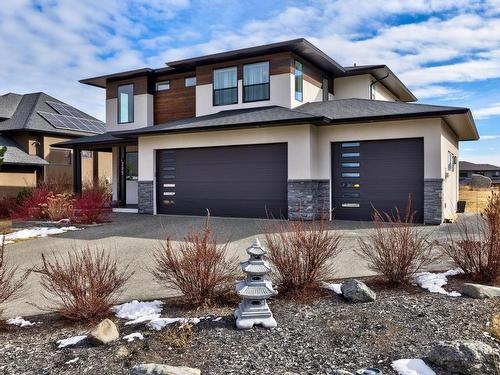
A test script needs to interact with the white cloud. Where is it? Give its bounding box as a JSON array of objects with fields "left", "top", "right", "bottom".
[
  {"left": 474, "top": 103, "right": 500, "bottom": 119},
  {"left": 480, "top": 135, "right": 500, "bottom": 140}
]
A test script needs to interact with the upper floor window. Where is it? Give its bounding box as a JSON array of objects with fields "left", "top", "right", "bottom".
[
  {"left": 213, "top": 66, "right": 238, "bottom": 106},
  {"left": 156, "top": 81, "right": 170, "bottom": 91},
  {"left": 185, "top": 76, "right": 196, "bottom": 87},
  {"left": 294, "top": 60, "right": 303, "bottom": 102},
  {"left": 322, "top": 78, "right": 329, "bottom": 101},
  {"left": 243, "top": 61, "right": 270, "bottom": 102},
  {"left": 118, "top": 84, "right": 134, "bottom": 123}
]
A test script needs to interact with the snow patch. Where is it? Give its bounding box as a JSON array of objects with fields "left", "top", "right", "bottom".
[
  {"left": 57, "top": 335, "right": 87, "bottom": 348},
  {"left": 0, "top": 226, "right": 80, "bottom": 244},
  {"left": 6, "top": 317, "right": 36, "bottom": 327},
  {"left": 65, "top": 357, "right": 79, "bottom": 365},
  {"left": 392, "top": 358, "right": 436, "bottom": 375},
  {"left": 323, "top": 282, "right": 343, "bottom": 294},
  {"left": 213, "top": 317, "right": 222, "bottom": 322},
  {"left": 123, "top": 332, "right": 144, "bottom": 342},
  {"left": 112, "top": 300, "right": 163, "bottom": 321},
  {"left": 412, "top": 269, "right": 462, "bottom": 296},
  {"left": 147, "top": 317, "right": 200, "bottom": 331}
]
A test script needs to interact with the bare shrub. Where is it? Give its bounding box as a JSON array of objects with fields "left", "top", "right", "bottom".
[
  {"left": 158, "top": 322, "right": 193, "bottom": 348},
  {"left": 263, "top": 218, "right": 342, "bottom": 300},
  {"left": 0, "top": 240, "right": 28, "bottom": 315},
  {"left": 32, "top": 247, "right": 132, "bottom": 320},
  {"left": 441, "top": 191, "right": 500, "bottom": 282},
  {"left": 356, "top": 197, "right": 438, "bottom": 286},
  {"left": 45, "top": 193, "right": 75, "bottom": 221},
  {"left": 152, "top": 213, "right": 238, "bottom": 307}
]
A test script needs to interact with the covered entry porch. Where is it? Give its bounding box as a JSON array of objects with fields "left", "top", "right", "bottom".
[{"left": 54, "top": 133, "right": 138, "bottom": 209}]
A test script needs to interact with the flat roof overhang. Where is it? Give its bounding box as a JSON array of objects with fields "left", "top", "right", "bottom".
[{"left": 52, "top": 132, "right": 136, "bottom": 150}]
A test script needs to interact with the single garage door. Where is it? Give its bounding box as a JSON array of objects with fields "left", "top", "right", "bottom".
[
  {"left": 332, "top": 138, "right": 424, "bottom": 222},
  {"left": 156, "top": 143, "right": 288, "bottom": 218}
]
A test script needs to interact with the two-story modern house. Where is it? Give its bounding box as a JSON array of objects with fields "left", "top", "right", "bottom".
[{"left": 56, "top": 39, "right": 479, "bottom": 224}]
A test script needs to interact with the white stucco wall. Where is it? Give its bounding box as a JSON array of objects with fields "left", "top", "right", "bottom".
[
  {"left": 440, "top": 120, "right": 459, "bottom": 220},
  {"left": 372, "top": 81, "right": 397, "bottom": 101},
  {"left": 334, "top": 75, "right": 371, "bottom": 100},
  {"left": 106, "top": 94, "right": 153, "bottom": 132}
]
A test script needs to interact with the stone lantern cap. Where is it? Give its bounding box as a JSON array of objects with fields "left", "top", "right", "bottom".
[
  {"left": 240, "top": 261, "right": 271, "bottom": 274},
  {"left": 246, "top": 238, "right": 266, "bottom": 257},
  {"left": 236, "top": 280, "right": 277, "bottom": 299}
]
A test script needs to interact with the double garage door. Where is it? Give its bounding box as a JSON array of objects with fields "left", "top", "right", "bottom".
[
  {"left": 156, "top": 143, "right": 288, "bottom": 219},
  {"left": 332, "top": 138, "right": 424, "bottom": 223}
]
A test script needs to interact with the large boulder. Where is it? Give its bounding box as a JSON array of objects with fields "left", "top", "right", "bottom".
[
  {"left": 131, "top": 364, "right": 201, "bottom": 375},
  {"left": 428, "top": 340, "right": 500, "bottom": 375},
  {"left": 470, "top": 174, "right": 492, "bottom": 189},
  {"left": 88, "top": 319, "right": 119, "bottom": 345},
  {"left": 462, "top": 283, "right": 500, "bottom": 299},
  {"left": 340, "top": 280, "right": 376, "bottom": 303}
]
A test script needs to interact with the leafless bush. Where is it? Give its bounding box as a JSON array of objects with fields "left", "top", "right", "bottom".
[
  {"left": 0, "top": 240, "right": 28, "bottom": 316},
  {"left": 264, "top": 218, "right": 342, "bottom": 300},
  {"left": 158, "top": 322, "right": 194, "bottom": 348},
  {"left": 356, "top": 197, "right": 438, "bottom": 285},
  {"left": 152, "top": 213, "right": 238, "bottom": 307},
  {"left": 441, "top": 192, "right": 500, "bottom": 282},
  {"left": 32, "top": 247, "right": 132, "bottom": 320}
]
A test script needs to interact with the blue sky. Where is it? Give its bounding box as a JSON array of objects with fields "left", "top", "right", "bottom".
[{"left": 1, "top": 0, "right": 499, "bottom": 164}]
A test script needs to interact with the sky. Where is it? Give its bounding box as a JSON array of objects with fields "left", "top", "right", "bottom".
[{"left": 1, "top": 0, "right": 499, "bottom": 164}]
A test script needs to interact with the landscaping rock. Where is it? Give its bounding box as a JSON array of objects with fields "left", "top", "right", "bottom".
[
  {"left": 491, "top": 313, "right": 500, "bottom": 340},
  {"left": 462, "top": 283, "right": 500, "bottom": 298},
  {"left": 131, "top": 363, "right": 201, "bottom": 375},
  {"left": 88, "top": 319, "right": 119, "bottom": 345},
  {"left": 115, "top": 345, "right": 130, "bottom": 359},
  {"left": 428, "top": 340, "right": 500, "bottom": 375},
  {"left": 341, "top": 280, "right": 376, "bottom": 303},
  {"left": 331, "top": 370, "right": 353, "bottom": 375},
  {"left": 470, "top": 174, "right": 492, "bottom": 188}
]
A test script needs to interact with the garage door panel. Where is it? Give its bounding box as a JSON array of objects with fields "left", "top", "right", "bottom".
[
  {"left": 332, "top": 138, "right": 424, "bottom": 222},
  {"left": 157, "top": 143, "right": 288, "bottom": 218}
]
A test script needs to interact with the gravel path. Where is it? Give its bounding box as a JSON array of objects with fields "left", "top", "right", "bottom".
[{"left": 0, "top": 279, "right": 497, "bottom": 375}]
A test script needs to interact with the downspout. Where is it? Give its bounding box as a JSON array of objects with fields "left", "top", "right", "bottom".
[{"left": 369, "top": 73, "right": 389, "bottom": 100}]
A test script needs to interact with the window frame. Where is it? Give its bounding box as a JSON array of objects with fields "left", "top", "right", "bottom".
[
  {"left": 185, "top": 76, "right": 197, "bottom": 87},
  {"left": 294, "top": 60, "right": 303, "bottom": 102},
  {"left": 212, "top": 65, "right": 238, "bottom": 106},
  {"left": 242, "top": 60, "right": 270, "bottom": 103},
  {"left": 117, "top": 83, "right": 134, "bottom": 124},
  {"left": 156, "top": 80, "right": 170, "bottom": 91},
  {"left": 125, "top": 151, "right": 138, "bottom": 181}
]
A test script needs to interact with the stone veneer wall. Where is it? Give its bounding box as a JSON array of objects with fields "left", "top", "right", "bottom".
[
  {"left": 424, "top": 178, "right": 443, "bottom": 225},
  {"left": 288, "top": 180, "right": 330, "bottom": 220},
  {"left": 138, "top": 180, "right": 154, "bottom": 214}
]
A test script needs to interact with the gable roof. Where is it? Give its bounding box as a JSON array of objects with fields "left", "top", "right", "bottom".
[
  {"left": 0, "top": 135, "right": 48, "bottom": 166},
  {"left": 0, "top": 93, "right": 23, "bottom": 119},
  {"left": 0, "top": 92, "right": 104, "bottom": 137},
  {"left": 459, "top": 161, "right": 500, "bottom": 171}
]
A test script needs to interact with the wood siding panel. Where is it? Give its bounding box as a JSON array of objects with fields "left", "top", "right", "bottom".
[
  {"left": 106, "top": 76, "right": 149, "bottom": 99},
  {"left": 153, "top": 72, "right": 196, "bottom": 125}
]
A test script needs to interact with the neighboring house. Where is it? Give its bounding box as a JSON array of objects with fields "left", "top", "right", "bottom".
[
  {"left": 56, "top": 39, "right": 479, "bottom": 224},
  {"left": 0, "top": 92, "right": 112, "bottom": 197},
  {"left": 459, "top": 161, "right": 500, "bottom": 183}
]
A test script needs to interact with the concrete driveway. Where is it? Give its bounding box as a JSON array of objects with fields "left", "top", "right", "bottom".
[{"left": 2, "top": 213, "right": 471, "bottom": 318}]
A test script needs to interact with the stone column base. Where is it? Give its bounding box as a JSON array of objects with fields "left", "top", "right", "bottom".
[
  {"left": 138, "top": 180, "right": 154, "bottom": 214},
  {"left": 424, "top": 178, "right": 443, "bottom": 225},
  {"left": 287, "top": 180, "right": 330, "bottom": 220}
]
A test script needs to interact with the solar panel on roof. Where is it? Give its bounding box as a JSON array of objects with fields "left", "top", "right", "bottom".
[
  {"left": 38, "top": 111, "right": 105, "bottom": 134},
  {"left": 46, "top": 101, "right": 89, "bottom": 119}
]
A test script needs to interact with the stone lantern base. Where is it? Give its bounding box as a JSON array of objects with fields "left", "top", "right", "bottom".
[{"left": 234, "top": 299, "right": 277, "bottom": 329}]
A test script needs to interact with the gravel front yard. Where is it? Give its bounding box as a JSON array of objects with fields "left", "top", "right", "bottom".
[{"left": 0, "top": 278, "right": 497, "bottom": 375}]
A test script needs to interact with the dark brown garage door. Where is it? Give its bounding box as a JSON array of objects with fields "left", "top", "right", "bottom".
[
  {"left": 156, "top": 143, "right": 288, "bottom": 218},
  {"left": 332, "top": 138, "right": 424, "bottom": 222}
]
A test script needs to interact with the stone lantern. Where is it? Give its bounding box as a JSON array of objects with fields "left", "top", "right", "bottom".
[{"left": 234, "top": 238, "right": 277, "bottom": 329}]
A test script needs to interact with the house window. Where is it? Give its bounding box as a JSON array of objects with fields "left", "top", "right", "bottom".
[
  {"left": 126, "top": 151, "right": 138, "bottom": 181},
  {"left": 342, "top": 162, "right": 360, "bottom": 168},
  {"left": 118, "top": 84, "right": 134, "bottom": 123},
  {"left": 294, "top": 60, "right": 303, "bottom": 101},
  {"left": 342, "top": 172, "right": 360, "bottom": 178},
  {"left": 49, "top": 148, "right": 72, "bottom": 165},
  {"left": 185, "top": 76, "right": 196, "bottom": 87},
  {"left": 342, "top": 142, "right": 360, "bottom": 148},
  {"left": 243, "top": 61, "right": 270, "bottom": 102},
  {"left": 156, "top": 81, "right": 170, "bottom": 91},
  {"left": 342, "top": 152, "right": 360, "bottom": 158},
  {"left": 213, "top": 66, "right": 238, "bottom": 106},
  {"left": 322, "top": 78, "right": 329, "bottom": 101},
  {"left": 342, "top": 202, "right": 360, "bottom": 208},
  {"left": 447, "top": 151, "right": 456, "bottom": 172}
]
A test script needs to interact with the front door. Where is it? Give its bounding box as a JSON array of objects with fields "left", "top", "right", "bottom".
[{"left": 125, "top": 151, "right": 138, "bottom": 205}]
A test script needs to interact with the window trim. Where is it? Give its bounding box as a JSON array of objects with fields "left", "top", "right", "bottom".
[
  {"left": 156, "top": 80, "right": 170, "bottom": 91},
  {"left": 212, "top": 65, "right": 238, "bottom": 106},
  {"left": 294, "top": 60, "right": 303, "bottom": 102},
  {"left": 185, "top": 76, "right": 197, "bottom": 87},
  {"left": 117, "top": 83, "right": 134, "bottom": 124},
  {"left": 242, "top": 60, "right": 270, "bottom": 103}
]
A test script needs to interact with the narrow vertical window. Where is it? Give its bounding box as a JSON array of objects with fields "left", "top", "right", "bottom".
[
  {"left": 213, "top": 66, "right": 238, "bottom": 105},
  {"left": 322, "top": 78, "right": 329, "bottom": 101},
  {"left": 243, "top": 61, "right": 270, "bottom": 102},
  {"left": 294, "top": 60, "right": 303, "bottom": 102},
  {"left": 118, "top": 84, "right": 134, "bottom": 123}
]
